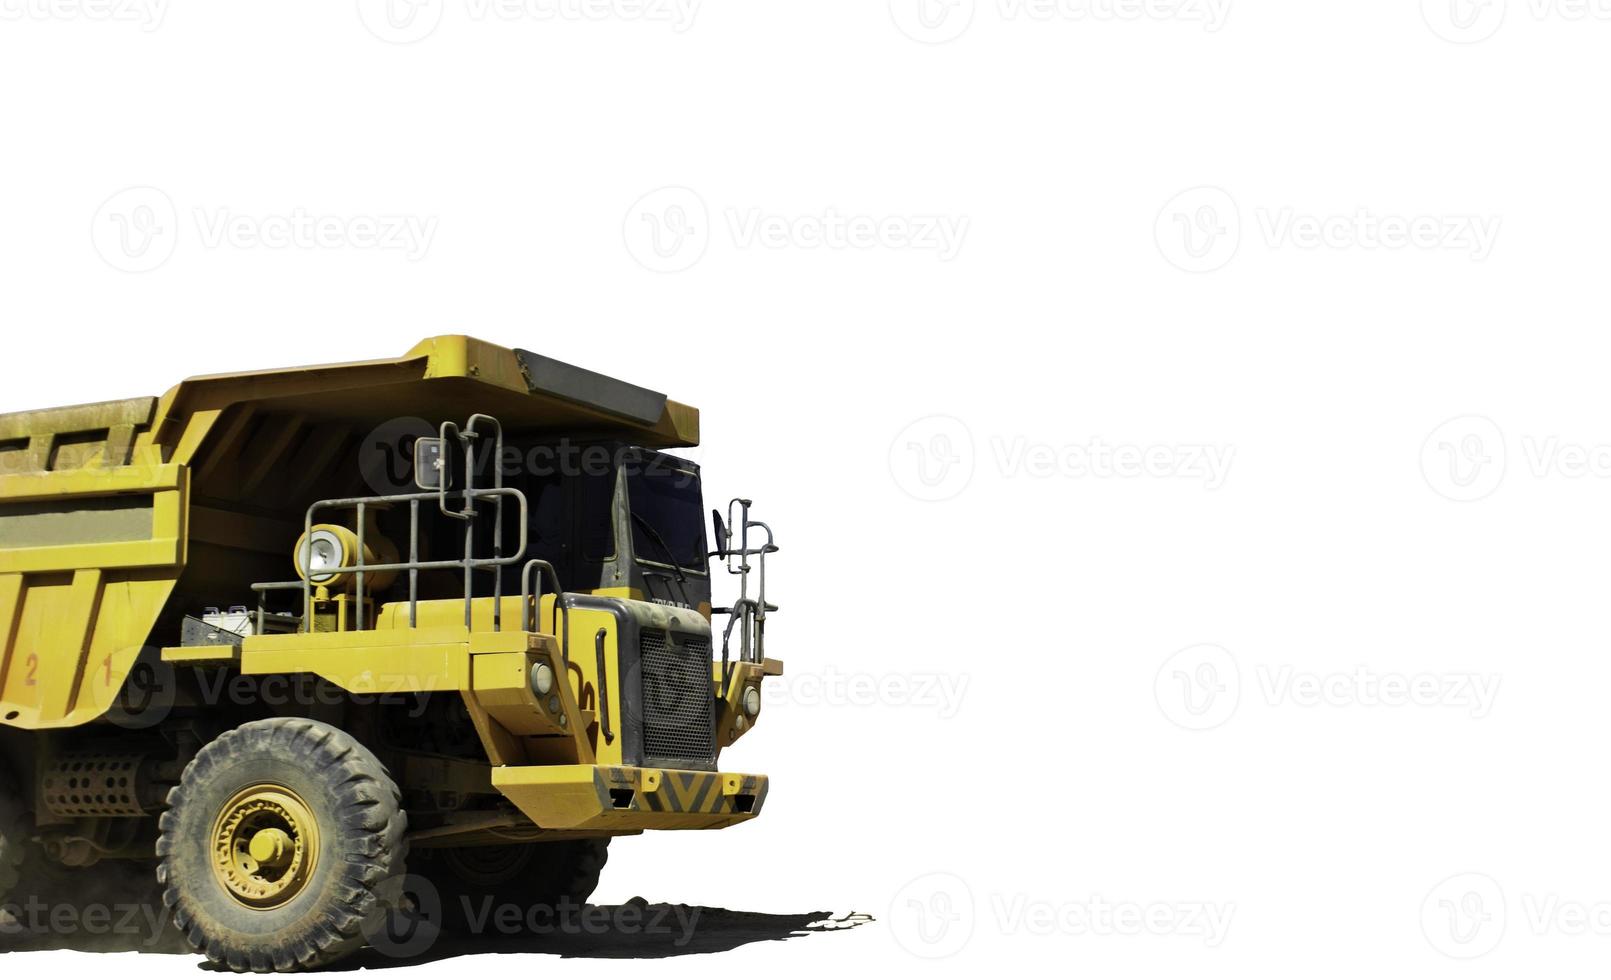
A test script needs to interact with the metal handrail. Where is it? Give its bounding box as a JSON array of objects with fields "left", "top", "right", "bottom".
[
  {"left": 518, "top": 558, "right": 575, "bottom": 667},
  {"left": 252, "top": 490, "right": 572, "bottom": 640},
  {"left": 594, "top": 628, "right": 613, "bottom": 743},
  {"left": 711, "top": 498, "right": 780, "bottom": 697},
  {"left": 295, "top": 486, "right": 529, "bottom": 633},
  {"left": 250, "top": 413, "right": 533, "bottom": 635}
]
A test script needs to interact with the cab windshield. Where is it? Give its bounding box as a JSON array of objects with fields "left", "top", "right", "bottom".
[{"left": 627, "top": 462, "right": 707, "bottom": 573}]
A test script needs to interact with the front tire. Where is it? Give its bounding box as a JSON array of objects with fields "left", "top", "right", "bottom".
[{"left": 156, "top": 719, "right": 408, "bottom": 972}]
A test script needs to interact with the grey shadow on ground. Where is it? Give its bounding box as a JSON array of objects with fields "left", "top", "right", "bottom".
[{"left": 1, "top": 865, "right": 871, "bottom": 968}]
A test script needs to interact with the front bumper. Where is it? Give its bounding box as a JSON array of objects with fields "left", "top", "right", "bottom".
[{"left": 492, "top": 764, "right": 769, "bottom": 832}]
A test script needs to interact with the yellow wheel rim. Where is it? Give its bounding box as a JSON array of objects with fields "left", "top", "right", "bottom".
[{"left": 211, "top": 783, "right": 320, "bottom": 910}]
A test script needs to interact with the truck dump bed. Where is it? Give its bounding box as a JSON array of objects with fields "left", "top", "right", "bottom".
[{"left": 0, "top": 336, "right": 699, "bottom": 729}]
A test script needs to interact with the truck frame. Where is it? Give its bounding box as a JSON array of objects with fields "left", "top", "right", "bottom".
[{"left": 0, "top": 336, "right": 781, "bottom": 971}]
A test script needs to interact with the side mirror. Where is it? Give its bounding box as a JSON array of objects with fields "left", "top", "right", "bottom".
[
  {"left": 711, "top": 509, "right": 728, "bottom": 556},
  {"left": 414, "top": 437, "right": 450, "bottom": 491}
]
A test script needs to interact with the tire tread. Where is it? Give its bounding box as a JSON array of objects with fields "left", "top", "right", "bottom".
[{"left": 156, "top": 718, "right": 407, "bottom": 973}]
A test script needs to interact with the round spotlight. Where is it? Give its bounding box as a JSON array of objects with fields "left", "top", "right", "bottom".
[
  {"left": 295, "top": 527, "right": 351, "bottom": 585},
  {"left": 293, "top": 523, "right": 398, "bottom": 592},
  {"left": 743, "top": 687, "right": 762, "bottom": 717},
  {"left": 530, "top": 662, "right": 555, "bottom": 697}
]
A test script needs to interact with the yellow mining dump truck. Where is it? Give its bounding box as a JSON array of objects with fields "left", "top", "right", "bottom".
[{"left": 0, "top": 336, "right": 781, "bottom": 971}]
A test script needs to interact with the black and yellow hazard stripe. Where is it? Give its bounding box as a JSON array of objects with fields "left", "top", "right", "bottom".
[{"left": 592, "top": 767, "right": 767, "bottom": 815}]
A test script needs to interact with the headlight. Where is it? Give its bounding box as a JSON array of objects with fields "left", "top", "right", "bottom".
[
  {"left": 530, "top": 662, "right": 555, "bottom": 696},
  {"left": 295, "top": 527, "right": 351, "bottom": 585},
  {"left": 293, "top": 523, "right": 398, "bottom": 592},
  {"left": 743, "top": 687, "right": 762, "bottom": 717},
  {"left": 306, "top": 531, "right": 343, "bottom": 579}
]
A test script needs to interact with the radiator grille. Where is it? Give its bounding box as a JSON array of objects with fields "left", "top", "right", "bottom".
[{"left": 638, "top": 629, "right": 716, "bottom": 766}]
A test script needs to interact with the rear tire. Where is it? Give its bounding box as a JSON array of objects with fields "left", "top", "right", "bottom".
[
  {"left": 0, "top": 761, "right": 25, "bottom": 904},
  {"left": 416, "top": 838, "right": 609, "bottom": 935},
  {"left": 156, "top": 718, "right": 408, "bottom": 972}
]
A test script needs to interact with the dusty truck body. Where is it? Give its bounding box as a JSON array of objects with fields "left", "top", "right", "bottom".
[{"left": 0, "top": 336, "right": 781, "bottom": 970}]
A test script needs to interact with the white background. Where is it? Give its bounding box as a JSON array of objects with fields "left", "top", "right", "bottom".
[{"left": 1, "top": 0, "right": 1607, "bottom": 975}]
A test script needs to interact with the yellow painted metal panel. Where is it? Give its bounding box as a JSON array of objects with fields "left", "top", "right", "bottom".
[
  {"left": 0, "top": 574, "right": 24, "bottom": 692},
  {"left": 161, "top": 644, "right": 240, "bottom": 665},
  {"left": 492, "top": 764, "right": 767, "bottom": 832},
  {"left": 0, "top": 466, "right": 185, "bottom": 729},
  {"left": 0, "top": 463, "right": 183, "bottom": 501},
  {"left": 240, "top": 631, "right": 472, "bottom": 693}
]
